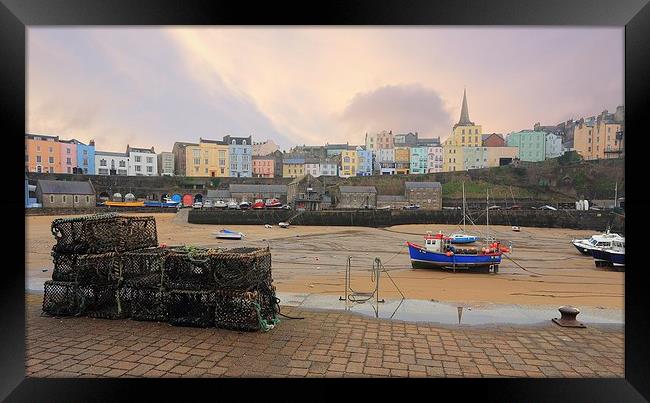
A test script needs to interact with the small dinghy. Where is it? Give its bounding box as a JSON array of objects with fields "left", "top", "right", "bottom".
[
  {"left": 214, "top": 229, "right": 244, "bottom": 239},
  {"left": 279, "top": 222, "right": 290, "bottom": 228},
  {"left": 512, "top": 226, "right": 521, "bottom": 232}
]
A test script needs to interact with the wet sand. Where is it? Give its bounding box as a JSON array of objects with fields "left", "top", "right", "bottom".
[{"left": 26, "top": 213, "right": 624, "bottom": 309}]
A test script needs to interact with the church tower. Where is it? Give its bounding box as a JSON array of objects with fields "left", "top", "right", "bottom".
[{"left": 443, "top": 89, "right": 483, "bottom": 172}]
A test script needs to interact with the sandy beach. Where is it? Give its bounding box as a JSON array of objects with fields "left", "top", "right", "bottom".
[{"left": 26, "top": 213, "right": 624, "bottom": 309}]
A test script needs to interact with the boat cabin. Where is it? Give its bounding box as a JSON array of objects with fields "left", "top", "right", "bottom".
[{"left": 424, "top": 232, "right": 451, "bottom": 252}]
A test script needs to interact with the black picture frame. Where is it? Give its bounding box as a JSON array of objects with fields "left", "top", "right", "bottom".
[{"left": 1, "top": 0, "right": 647, "bottom": 401}]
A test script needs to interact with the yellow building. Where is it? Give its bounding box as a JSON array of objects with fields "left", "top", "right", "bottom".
[
  {"left": 282, "top": 158, "right": 305, "bottom": 178},
  {"left": 339, "top": 150, "right": 357, "bottom": 177},
  {"left": 394, "top": 147, "right": 410, "bottom": 174},
  {"left": 185, "top": 138, "right": 230, "bottom": 177},
  {"left": 486, "top": 146, "right": 519, "bottom": 167},
  {"left": 573, "top": 113, "right": 623, "bottom": 160},
  {"left": 442, "top": 144, "right": 463, "bottom": 172}
]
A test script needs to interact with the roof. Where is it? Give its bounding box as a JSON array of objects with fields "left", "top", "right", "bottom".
[
  {"left": 339, "top": 186, "right": 377, "bottom": 194},
  {"left": 127, "top": 146, "right": 155, "bottom": 154},
  {"left": 283, "top": 158, "right": 305, "bottom": 164},
  {"left": 482, "top": 133, "right": 504, "bottom": 141},
  {"left": 37, "top": 180, "right": 94, "bottom": 195},
  {"left": 96, "top": 151, "right": 128, "bottom": 157},
  {"left": 457, "top": 88, "right": 474, "bottom": 126},
  {"left": 229, "top": 184, "right": 288, "bottom": 194},
  {"left": 199, "top": 138, "right": 227, "bottom": 145},
  {"left": 25, "top": 133, "right": 59, "bottom": 141},
  {"left": 207, "top": 189, "right": 231, "bottom": 199},
  {"left": 223, "top": 135, "right": 252, "bottom": 145},
  {"left": 405, "top": 181, "right": 442, "bottom": 190}
]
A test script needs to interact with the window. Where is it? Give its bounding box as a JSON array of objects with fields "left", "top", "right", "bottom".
[
  {"left": 147, "top": 166, "right": 153, "bottom": 173},
  {"left": 461, "top": 129, "right": 465, "bottom": 135},
  {"left": 66, "top": 158, "right": 71, "bottom": 164},
  {"left": 194, "top": 158, "right": 200, "bottom": 165},
  {"left": 135, "top": 165, "right": 141, "bottom": 172},
  {"left": 74, "top": 195, "right": 78, "bottom": 203},
  {"left": 205, "top": 168, "right": 208, "bottom": 174},
  {"left": 66, "top": 148, "right": 70, "bottom": 154},
  {"left": 147, "top": 157, "right": 153, "bottom": 163},
  {"left": 232, "top": 139, "right": 236, "bottom": 144},
  {"left": 83, "top": 158, "right": 88, "bottom": 166},
  {"left": 62, "top": 195, "right": 67, "bottom": 203},
  {"left": 67, "top": 167, "right": 71, "bottom": 173},
  {"left": 135, "top": 156, "right": 141, "bottom": 163},
  {"left": 49, "top": 195, "right": 54, "bottom": 203},
  {"left": 86, "top": 196, "right": 89, "bottom": 203},
  {"left": 49, "top": 147, "right": 53, "bottom": 153},
  {"left": 83, "top": 150, "right": 87, "bottom": 155},
  {"left": 37, "top": 146, "right": 40, "bottom": 151},
  {"left": 49, "top": 157, "right": 54, "bottom": 163},
  {"left": 205, "top": 159, "right": 209, "bottom": 164},
  {"left": 119, "top": 160, "right": 126, "bottom": 168}
]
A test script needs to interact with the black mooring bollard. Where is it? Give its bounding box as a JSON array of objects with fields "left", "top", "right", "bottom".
[{"left": 552, "top": 305, "right": 586, "bottom": 328}]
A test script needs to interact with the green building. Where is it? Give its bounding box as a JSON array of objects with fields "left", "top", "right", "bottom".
[
  {"left": 506, "top": 130, "right": 547, "bottom": 162},
  {"left": 409, "top": 146, "right": 428, "bottom": 174}
]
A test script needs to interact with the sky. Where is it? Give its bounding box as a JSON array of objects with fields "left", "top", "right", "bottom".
[{"left": 27, "top": 27, "right": 623, "bottom": 152}]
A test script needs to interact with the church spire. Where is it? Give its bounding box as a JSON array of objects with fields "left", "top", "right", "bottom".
[{"left": 458, "top": 88, "right": 473, "bottom": 126}]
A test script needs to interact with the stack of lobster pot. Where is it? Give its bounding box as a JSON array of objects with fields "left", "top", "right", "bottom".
[
  {"left": 163, "top": 246, "right": 279, "bottom": 331},
  {"left": 42, "top": 213, "right": 158, "bottom": 319}
]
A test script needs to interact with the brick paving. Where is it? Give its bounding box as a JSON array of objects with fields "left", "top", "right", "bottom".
[{"left": 25, "top": 293, "right": 624, "bottom": 378}]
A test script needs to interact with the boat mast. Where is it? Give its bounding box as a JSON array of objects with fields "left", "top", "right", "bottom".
[
  {"left": 614, "top": 182, "right": 617, "bottom": 208},
  {"left": 462, "top": 182, "right": 466, "bottom": 232},
  {"left": 486, "top": 187, "right": 489, "bottom": 242}
]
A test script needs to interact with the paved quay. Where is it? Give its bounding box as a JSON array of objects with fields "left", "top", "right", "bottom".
[{"left": 25, "top": 293, "right": 623, "bottom": 378}]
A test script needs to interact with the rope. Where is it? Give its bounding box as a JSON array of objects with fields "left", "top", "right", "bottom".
[{"left": 501, "top": 253, "right": 546, "bottom": 276}]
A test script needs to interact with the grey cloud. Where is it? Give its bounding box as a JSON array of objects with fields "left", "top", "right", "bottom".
[{"left": 340, "top": 84, "right": 454, "bottom": 139}]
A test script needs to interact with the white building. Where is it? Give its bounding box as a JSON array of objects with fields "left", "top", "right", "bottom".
[
  {"left": 426, "top": 146, "right": 443, "bottom": 173},
  {"left": 95, "top": 151, "right": 129, "bottom": 176},
  {"left": 126, "top": 145, "right": 157, "bottom": 176},
  {"left": 378, "top": 148, "right": 396, "bottom": 175},
  {"left": 319, "top": 160, "right": 338, "bottom": 176},
  {"left": 304, "top": 162, "right": 320, "bottom": 177},
  {"left": 545, "top": 133, "right": 564, "bottom": 159},
  {"left": 157, "top": 152, "right": 174, "bottom": 176}
]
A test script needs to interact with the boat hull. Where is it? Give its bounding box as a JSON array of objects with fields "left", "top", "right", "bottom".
[
  {"left": 591, "top": 249, "right": 624, "bottom": 266},
  {"left": 407, "top": 242, "right": 501, "bottom": 270},
  {"left": 572, "top": 241, "right": 593, "bottom": 255}
]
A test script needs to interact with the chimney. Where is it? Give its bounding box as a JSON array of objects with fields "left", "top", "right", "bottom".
[{"left": 89, "top": 139, "right": 95, "bottom": 146}]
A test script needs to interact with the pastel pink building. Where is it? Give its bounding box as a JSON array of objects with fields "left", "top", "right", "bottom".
[
  {"left": 58, "top": 139, "right": 78, "bottom": 174},
  {"left": 252, "top": 157, "right": 275, "bottom": 178}
]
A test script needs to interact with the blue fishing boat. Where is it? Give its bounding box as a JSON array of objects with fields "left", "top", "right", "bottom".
[
  {"left": 407, "top": 233, "right": 507, "bottom": 272},
  {"left": 449, "top": 234, "right": 480, "bottom": 244}
]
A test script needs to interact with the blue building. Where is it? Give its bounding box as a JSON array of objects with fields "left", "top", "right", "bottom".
[
  {"left": 223, "top": 135, "right": 253, "bottom": 177},
  {"left": 72, "top": 139, "right": 96, "bottom": 174},
  {"left": 356, "top": 147, "right": 373, "bottom": 176},
  {"left": 409, "top": 146, "right": 428, "bottom": 174}
]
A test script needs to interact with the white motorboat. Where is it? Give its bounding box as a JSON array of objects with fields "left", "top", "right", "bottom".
[
  {"left": 279, "top": 222, "right": 290, "bottom": 228},
  {"left": 512, "top": 226, "right": 521, "bottom": 232},
  {"left": 227, "top": 201, "right": 239, "bottom": 209},
  {"left": 214, "top": 229, "right": 244, "bottom": 239},
  {"left": 214, "top": 200, "right": 227, "bottom": 209},
  {"left": 239, "top": 201, "right": 251, "bottom": 210},
  {"left": 572, "top": 230, "right": 624, "bottom": 256}
]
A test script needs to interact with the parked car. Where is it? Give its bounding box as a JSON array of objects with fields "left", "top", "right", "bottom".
[
  {"left": 203, "top": 200, "right": 214, "bottom": 208},
  {"left": 403, "top": 204, "right": 420, "bottom": 210},
  {"left": 192, "top": 202, "right": 203, "bottom": 209}
]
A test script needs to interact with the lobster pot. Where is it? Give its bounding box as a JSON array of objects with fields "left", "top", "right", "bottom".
[
  {"left": 119, "top": 216, "right": 158, "bottom": 252},
  {"left": 211, "top": 247, "right": 273, "bottom": 290},
  {"left": 43, "top": 280, "right": 80, "bottom": 316},
  {"left": 125, "top": 286, "right": 168, "bottom": 322},
  {"left": 51, "top": 252, "right": 118, "bottom": 285},
  {"left": 164, "top": 252, "right": 216, "bottom": 289},
  {"left": 51, "top": 214, "right": 158, "bottom": 254},
  {"left": 213, "top": 290, "right": 264, "bottom": 332},
  {"left": 120, "top": 248, "right": 168, "bottom": 286},
  {"left": 51, "top": 214, "right": 122, "bottom": 254},
  {"left": 78, "top": 283, "right": 125, "bottom": 319},
  {"left": 167, "top": 289, "right": 216, "bottom": 328}
]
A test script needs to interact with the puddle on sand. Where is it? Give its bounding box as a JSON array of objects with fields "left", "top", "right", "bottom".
[{"left": 275, "top": 292, "right": 623, "bottom": 326}]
